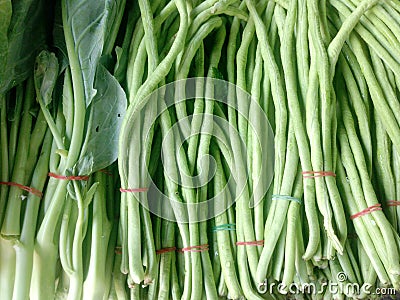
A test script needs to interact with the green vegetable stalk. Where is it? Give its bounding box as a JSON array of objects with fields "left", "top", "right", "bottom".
[{"left": 30, "top": 1, "right": 127, "bottom": 299}]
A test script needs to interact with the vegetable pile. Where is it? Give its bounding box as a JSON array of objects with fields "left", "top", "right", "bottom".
[{"left": 1, "top": 0, "right": 400, "bottom": 299}]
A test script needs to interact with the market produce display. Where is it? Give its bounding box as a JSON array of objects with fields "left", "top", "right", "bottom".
[{"left": 1, "top": 0, "right": 400, "bottom": 299}]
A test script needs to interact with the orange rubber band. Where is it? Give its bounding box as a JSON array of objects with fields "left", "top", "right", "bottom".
[
  {"left": 387, "top": 200, "right": 400, "bottom": 207},
  {"left": 350, "top": 204, "right": 382, "bottom": 220},
  {"left": 156, "top": 247, "right": 177, "bottom": 254},
  {"left": 48, "top": 172, "right": 89, "bottom": 181},
  {"left": 120, "top": 188, "right": 149, "bottom": 193},
  {"left": 236, "top": 240, "right": 264, "bottom": 246},
  {"left": 302, "top": 171, "right": 336, "bottom": 178},
  {"left": 178, "top": 244, "right": 209, "bottom": 253},
  {"left": 0, "top": 181, "right": 42, "bottom": 198}
]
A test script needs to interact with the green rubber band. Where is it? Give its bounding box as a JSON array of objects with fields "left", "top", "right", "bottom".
[
  {"left": 272, "top": 194, "right": 302, "bottom": 204},
  {"left": 212, "top": 224, "right": 236, "bottom": 232}
]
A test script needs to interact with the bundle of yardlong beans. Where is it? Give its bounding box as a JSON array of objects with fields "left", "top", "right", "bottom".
[
  {"left": 117, "top": 0, "right": 400, "bottom": 299},
  {"left": 1, "top": 0, "right": 400, "bottom": 299}
]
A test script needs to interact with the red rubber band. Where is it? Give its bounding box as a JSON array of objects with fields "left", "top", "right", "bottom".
[
  {"left": 48, "top": 172, "right": 89, "bottom": 181},
  {"left": 302, "top": 171, "right": 336, "bottom": 178},
  {"left": 236, "top": 240, "right": 264, "bottom": 246},
  {"left": 115, "top": 246, "right": 122, "bottom": 255},
  {"left": 178, "top": 244, "right": 209, "bottom": 253},
  {"left": 350, "top": 204, "right": 382, "bottom": 220},
  {"left": 156, "top": 247, "right": 177, "bottom": 254},
  {"left": 0, "top": 181, "right": 42, "bottom": 198},
  {"left": 387, "top": 200, "right": 400, "bottom": 207},
  {"left": 120, "top": 188, "right": 149, "bottom": 193}
]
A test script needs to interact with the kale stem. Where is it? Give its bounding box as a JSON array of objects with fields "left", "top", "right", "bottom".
[
  {"left": 83, "top": 172, "right": 113, "bottom": 299},
  {"left": 13, "top": 130, "right": 52, "bottom": 300},
  {"left": 0, "top": 93, "right": 9, "bottom": 226},
  {"left": 2, "top": 77, "right": 35, "bottom": 236},
  {"left": 66, "top": 181, "right": 85, "bottom": 300},
  {"left": 8, "top": 84, "right": 23, "bottom": 170},
  {"left": 61, "top": 0, "right": 86, "bottom": 170}
]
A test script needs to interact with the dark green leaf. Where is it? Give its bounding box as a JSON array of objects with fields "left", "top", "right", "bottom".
[
  {"left": 0, "top": 0, "right": 12, "bottom": 69},
  {"left": 78, "top": 63, "right": 127, "bottom": 173},
  {"left": 63, "top": 0, "right": 116, "bottom": 106},
  {"left": 0, "top": 0, "right": 48, "bottom": 93}
]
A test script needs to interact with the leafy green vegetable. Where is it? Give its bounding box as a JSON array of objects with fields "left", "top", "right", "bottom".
[
  {"left": 63, "top": 0, "right": 114, "bottom": 106},
  {"left": 77, "top": 63, "right": 127, "bottom": 174},
  {"left": 0, "top": 0, "right": 12, "bottom": 69},
  {"left": 0, "top": 0, "right": 47, "bottom": 93}
]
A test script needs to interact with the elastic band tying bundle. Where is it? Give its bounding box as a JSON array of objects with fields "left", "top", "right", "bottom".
[
  {"left": 0, "top": 181, "right": 42, "bottom": 198},
  {"left": 302, "top": 171, "right": 336, "bottom": 178},
  {"left": 178, "top": 244, "right": 209, "bottom": 253},
  {"left": 156, "top": 247, "right": 177, "bottom": 254},
  {"left": 48, "top": 172, "right": 89, "bottom": 181},
  {"left": 387, "top": 200, "right": 400, "bottom": 207},
  {"left": 350, "top": 204, "right": 382, "bottom": 220},
  {"left": 236, "top": 240, "right": 264, "bottom": 246},
  {"left": 272, "top": 194, "right": 302, "bottom": 204}
]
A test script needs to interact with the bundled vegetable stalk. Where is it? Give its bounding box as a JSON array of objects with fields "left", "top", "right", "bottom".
[
  {"left": 118, "top": 1, "right": 237, "bottom": 298},
  {"left": 0, "top": 0, "right": 51, "bottom": 298},
  {"left": 0, "top": 0, "right": 126, "bottom": 299},
  {"left": 116, "top": 0, "right": 400, "bottom": 299},
  {"left": 0, "top": 78, "right": 51, "bottom": 300},
  {"left": 28, "top": 0, "right": 128, "bottom": 298}
]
